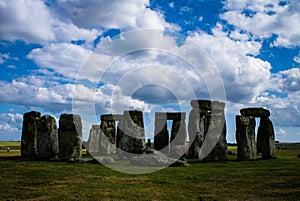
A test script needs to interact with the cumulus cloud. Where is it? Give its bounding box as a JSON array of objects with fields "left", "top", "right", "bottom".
[
  {"left": 0, "top": 0, "right": 99, "bottom": 44},
  {"left": 188, "top": 25, "right": 271, "bottom": 102},
  {"left": 222, "top": 0, "right": 300, "bottom": 47},
  {"left": 27, "top": 43, "right": 92, "bottom": 79},
  {"left": 56, "top": 0, "right": 178, "bottom": 31},
  {"left": 0, "top": 113, "right": 23, "bottom": 133}
]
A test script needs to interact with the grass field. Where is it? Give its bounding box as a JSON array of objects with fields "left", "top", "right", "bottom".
[{"left": 0, "top": 142, "right": 299, "bottom": 200}]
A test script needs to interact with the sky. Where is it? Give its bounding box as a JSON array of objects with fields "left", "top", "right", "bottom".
[{"left": 0, "top": 0, "right": 299, "bottom": 143}]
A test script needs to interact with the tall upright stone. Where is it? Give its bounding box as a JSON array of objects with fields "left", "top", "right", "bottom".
[
  {"left": 100, "top": 114, "right": 122, "bottom": 155},
  {"left": 236, "top": 115, "right": 256, "bottom": 161},
  {"left": 154, "top": 113, "right": 169, "bottom": 151},
  {"left": 237, "top": 107, "right": 276, "bottom": 160},
  {"left": 170, "top": 112, "right": 187, "bottom": 147},
  {"left": 188, "top": 100, "right": 228, "bottom": 161},
  {"left": 118, "top": 110, "right": 145, "bottom": 156},
  {"left": 36, "top": 115, "right": 59, "bottom": 160},
  {"left": 188, "top": 109, "right": 207, "bottom": 158},
  {"left": 21, "top": 111, "right": 41, "bottom": 158},
  {"left": 204, "top": 113, "right": 228, "bottom": 161},
  {"left": 258, "top": 117, "right": 276, "bottom": 159},
  {"left": 88, "top": 125, "right": 100, "bottom": 154},
  {"left": 58, "top": 114, "right": 82, "bottom": 161}
]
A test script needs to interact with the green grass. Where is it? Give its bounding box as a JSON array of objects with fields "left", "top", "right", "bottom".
[{"left": 0, "top": 143, "right": 299, "bottom": 200}]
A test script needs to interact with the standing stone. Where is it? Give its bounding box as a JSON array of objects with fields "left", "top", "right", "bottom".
[
  {"left": 100, "top": 114, "right": 116, "bottom": 144},
  {"left": 58, "top": 114, "right": 82, "bottom": 161},
  {"left": 21, "top": 111, "right": 41, "bottom": 158},
  {"left": 187, "top": 109, "right": 206, "bottom": 158},
  {"left": 170, "top": 119, "right": 187, "bottom": 147},
  {"left": 203, "top": 114, "right": 228, "bottom": 161},
  {"left": 188, "top": 100, "right": 227, "bottom": 161},
  {"left": 118, "top": 110, "right": 146, "bottom": 156},
  {"left": 258, "top": 117, "right": 276, "bottom": 159},
  {"left": 88, "top": 125, "right": 100, "bottom": 154},
  {"left": 36, "top": 115, "right": 59, "bottom": 160},
  {"left": 154, "top": 113, "right": 169, "bottom": 151},
  {"left": 236, "top": 115, "right": 256, "bottom": 161}
]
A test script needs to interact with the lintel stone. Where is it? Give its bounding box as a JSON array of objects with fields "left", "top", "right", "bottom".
[
  {"left": 190, "top": 99, "right": 225, "bottom": 111},
  {"left": 240, "top": 108, "right": 270, "bottom": 117}
]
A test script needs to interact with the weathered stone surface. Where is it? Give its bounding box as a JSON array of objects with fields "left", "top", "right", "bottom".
[
  {"left": 240, "top": 107, "right": 270, "bottom": 117},
  {"left": 36, "top": 115, "right": 59, "bottom": 160},
  {"left": 58, "top": 113, "right": 82, "bottom": 161},
  {"left": 187, "top": 109, "right": 207, "bottom": 158},
  {"left": 118, "top": 110, "right": 146, "bottom": 156},
  {"left": 236, "top": 115, "right": 256, "bottom": 161},
  {"left": 130, "top": 150, "right": 188, "bottom": 167},
  {"left": 155, "top": 112, "right": 186, "bottom": 120},
  {"left": 170, "top": 145, "right": 189, "bottom": 158},
  {"left": 154, "top": 118, "right": 169, "bottom": 152},
  {"left": 170, "top": 119, "right": 187, "bottom": 147},
  {"left": 257, "top": 117, "right": 276, "bottom": 159},
  {"left": 99, "top": 130, "right": 116, "bottom": 155},
  {"left": 101, "top": 114, "right": 123, "bottom": 121},
  {"left": 100, "top": 114, "right": 116, "bottom": 144},
  {"left": 87, "top": 125, "right": 100, "bottom": 153},
  {"left": 21, "top": 111, "right": 41, "bottom": 158},
  {"left": 190, "top": 99, "right": 225, "bottom": 112},
  {"left": 203, "top": 114, "right": 228, "bottom": 161}
]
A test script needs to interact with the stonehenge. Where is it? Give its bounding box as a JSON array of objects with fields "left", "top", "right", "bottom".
[
  {"left": 153, "top": 112, "right": 187, "bottom": 154},
  {"left": 117, "top": 110, "right": 146, "bottom": 156},
  {"left": 58, "top": 113, "right": 83, "bottom": 161},
  {"left": 36, "top": 115, "right": 59, "bottom": 160},
  {"left": 21, "top": 111, "right": 41, "bottom": 158},
  {"left": 21, "top": 111, "right": 83, "bottom": 161},
  {"left": 20, "top": 102, "right": 277, "bottom": 164},
  {"left": 188, "top": 100, "right": 228, "bottom": 161},
  {"left": 236, "top": 108, "right": 276, "bottom": 160}
]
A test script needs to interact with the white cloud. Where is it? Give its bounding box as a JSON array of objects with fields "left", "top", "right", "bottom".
[
  {"left": 222, "top": 0, "right": 300, "bottom": 47},
  {"left": 269, "top": 68, "right": 300, "bottom": 93},
  {"left": 28, "top": 43, "right": 92, "bottom": 79},
  {"left": 0, "top": 113, "right": 23, "bottom": 133},
  {"left": 0, "top": 0, "right": 99, "bottom": 44},
  {"left": 56, "top": 0, "right": 178, "bottom": 31},
  {"left": 188, "top": 25, "right": 271, "bottom": 102}
]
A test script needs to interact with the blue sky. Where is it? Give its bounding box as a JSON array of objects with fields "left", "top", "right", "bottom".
[{"left": 0, "top": 0, "right": 299, "bottom": 143}]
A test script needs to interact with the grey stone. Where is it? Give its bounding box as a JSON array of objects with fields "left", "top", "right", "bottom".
[
  {"left": 100, "top": 114, "right": 116, "bottom": 144},
  {"left": 87, "top": 125, "right": 100, "bottom": 153},
  {"left": 187, "top": 109, "right": 207, "bottom": 158},
  {"left": 130, "top": 150, "right": 188, "bottom": 167},
  {"left": 155, "top": 112, "right": 186, "bottom": 121},
  {"left": 21, "top": 111, "right": 41, "bottom": 158},
  {"left": 170, "top": 119, "right": 187, "bottom": 147},
  {"left": 204, "top": 114, "right": 228, "bottom": 161},
  {"left": 118, "top": 110, "right": 146, "bottom": 156},
  {"left": 170, "top": 145, "right": 189, "bottom": 158},
  {"left": 236, "top": 115, "right": 256, "bottom": 161},
  {"left": 99, "top": 130, "right": 116, "bottom": 155},
  {"left": 36, "top": 115, "right": 59, "bottom": 160},
  {"left": 257, "top": 117, "right": 276, "bottom": 159},
  {"left": 240, "top": 107, "right": 270, "bottom": 117},
  {"left": 101, "top": 114, "right": 123, "bottom": 121},
  {"left": 190, "top": 99, "right": 225, "bottom": 112},
  {"left": 154, "top": 114, "right": 169, "bottom": 152},
  {"left": 58, "top": 113, "right": 82, "bottom": 161}
]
